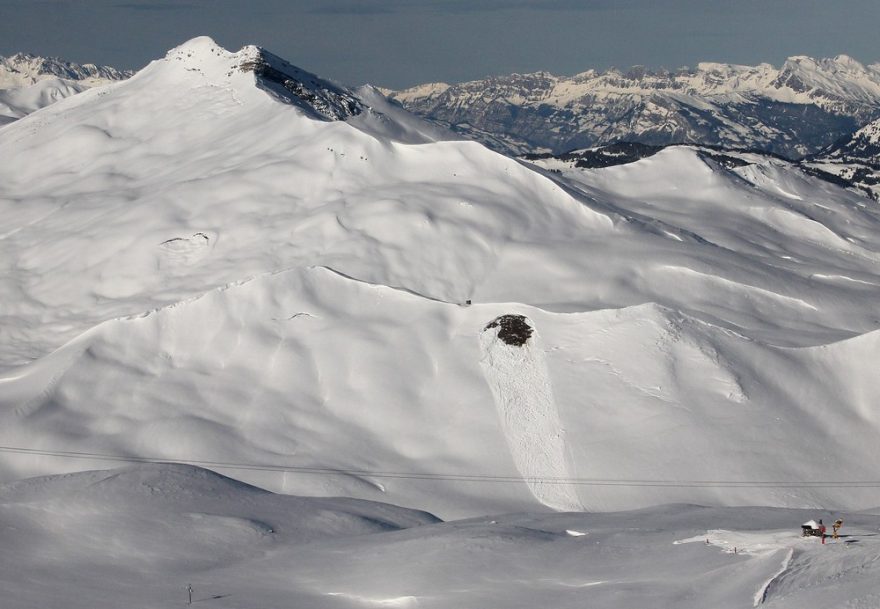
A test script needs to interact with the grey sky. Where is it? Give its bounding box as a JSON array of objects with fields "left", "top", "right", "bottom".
[{"left": 1, "top": 0, "right": 878, "bottom": 89}]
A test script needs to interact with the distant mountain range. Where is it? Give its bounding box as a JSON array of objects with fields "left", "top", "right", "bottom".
[
  {"left": 0, "top": 53, "right": 130, "bottom": 124},
  {"left": 0, "top": 52, "right": 131, "bottom": 88},
  {"left": 387, "top": 56, "right": 880, "bottom": 159},
  {"left": 798, "top": 116, "right": 880, "bottom": 200}
]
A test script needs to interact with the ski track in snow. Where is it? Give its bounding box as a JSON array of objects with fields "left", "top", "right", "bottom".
[
  {"left": 326, "top": 592, "right": 420, "bottom": 607},
  {"left": 754, "top": 548, "right": 795, "bottom": 606},
  {"left": 479, "top": 317, "right": 581, "bottom": 511}
]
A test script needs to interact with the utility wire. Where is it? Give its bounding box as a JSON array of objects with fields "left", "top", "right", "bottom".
[{"left": 2, "top": 444, "right": 880, "bottom": 488}]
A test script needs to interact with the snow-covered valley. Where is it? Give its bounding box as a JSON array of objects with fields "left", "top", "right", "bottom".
[
  {"left": 2, "top": 37, "right": 880, "bottom": 608},
  {"left": 3, "top": 463, "right": 879, "bottom": 609}
]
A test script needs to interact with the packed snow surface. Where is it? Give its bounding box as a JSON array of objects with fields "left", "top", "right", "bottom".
[{"left": 3, "top": 37, "right": 880, "bottom": 521}]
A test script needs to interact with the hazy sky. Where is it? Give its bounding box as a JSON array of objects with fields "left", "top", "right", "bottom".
[{"left": 1, "top": 0, "right": 879, "bottom": 89}]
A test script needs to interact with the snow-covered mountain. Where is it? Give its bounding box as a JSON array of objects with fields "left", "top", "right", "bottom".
[
  {"left": 0, "top": 52, "right": 130, "bottom": 88},
  {"left": 824, "top": 117, "right": 880, "bottom": 163},
  {"left": 6, "top": 34, "right": 880, "bottom": 609},
  {"left": 388, "top": 56, "right": 880, "bottom": 157},
  {"left": 0, "top": 52, "right": 130, "bottom": 124},
  {"left": 529, "top": 138, "right": 880, "bottom": 202},
  {"left": 4, "top": 36, "right": 880, "bottom": 523},
  {"left": 802, "top": 117, "right": 880, "bottom": 200}
]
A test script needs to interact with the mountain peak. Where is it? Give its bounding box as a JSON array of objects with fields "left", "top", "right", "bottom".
[
  {"left": 166, "top": 35, "right": 223, "bottom": 56},
  {"left": 830, "top": 54, "right": 865, "bottom": 69},
  {"left": 161, "top": 37, "right": 364, "bottom": 121},
  {"left": 162, "top": 35, "right": 243, "bottom": 79},
  {"left": 780, "top": 53, "right": 871, "bottom": 75}
]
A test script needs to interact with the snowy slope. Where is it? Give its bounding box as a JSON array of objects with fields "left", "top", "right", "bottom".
[
  {"left": 0, "top": 52, "right": 129, "bottom": 123},
  {"left": 388, "top": 56, "right": 880, "bottom": 156},
  {"left": 5, "top": 263, "right": 880, "bottom": 517},
  {"left": 0, "top": 53, "right": 129, "bottom": 88},
  {"left": 4, "top": 38, "right": 880, "bottom": 519},
  {"left": 0, "top": 464, "right": 438, "bottom": 608},
  {"left": 2, "top": 464, "right": 879, "bottom": 609},
  {"left": 0, "top": 78, "right": 89, "bottom": 124},
  {"left": 0, "top": 36, "right": 607, "bottom": 369}
]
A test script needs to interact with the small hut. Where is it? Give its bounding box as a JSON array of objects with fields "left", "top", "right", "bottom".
[{"left": 801, "top": 520, "right": 822, "bottom": 537}]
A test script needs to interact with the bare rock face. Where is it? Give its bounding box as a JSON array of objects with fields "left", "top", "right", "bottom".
[
  {"left": 238, "top": 49, "right": 364, "bottom": 121},
  {"left": 484, "top": 315, "right": 533, "bottom": 347}
]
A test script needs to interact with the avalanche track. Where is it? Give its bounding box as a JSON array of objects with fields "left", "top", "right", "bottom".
[{"left": 479, "top": 314, "right": 581, "bottom": 511}]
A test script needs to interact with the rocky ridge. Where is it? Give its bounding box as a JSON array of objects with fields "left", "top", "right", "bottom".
[{"left": 237, "top": 46, "right": 364, "bottom": 121}]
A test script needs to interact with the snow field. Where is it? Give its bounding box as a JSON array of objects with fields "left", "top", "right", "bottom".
[
  {"left": 3, "top": 465, "right": 879, "bottom": 609},
  {"left": 0, "top": 77, "right": 90, "bottom": 121}
]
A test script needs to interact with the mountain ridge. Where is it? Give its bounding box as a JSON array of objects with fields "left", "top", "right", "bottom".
[
  {"left": 388, "top": 55, "right": 880, "bottom": 157},
  {"left": 0, "top": 52, "right": 131, "bottom": 88}
]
